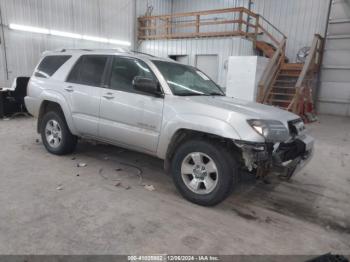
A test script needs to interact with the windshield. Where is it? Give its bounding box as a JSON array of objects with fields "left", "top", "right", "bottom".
[{"left": 152, "top": 60, "right": 224, "bottom": 96}]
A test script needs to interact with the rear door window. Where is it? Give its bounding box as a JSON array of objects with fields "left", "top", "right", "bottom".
[
  {"left": 67, "top": 55, "right": 108, "bottom": 87},
  {"left": 35, "top": 55, "right": 71, "bottom": 78}
]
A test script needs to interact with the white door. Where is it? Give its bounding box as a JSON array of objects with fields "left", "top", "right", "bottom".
[
  {"left": 64, "top": 55, "right": 108, "bottom": 137},
  {"left": 195, "top": 55, "right": 219, "bottom": 83},
  {"left": 98, "top": 56, "right": 164, "bottom": 153}
]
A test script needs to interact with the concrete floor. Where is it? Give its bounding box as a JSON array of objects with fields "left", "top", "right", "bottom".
[{"left": 0, "top": 115, "right": 349, "bottom": 255}]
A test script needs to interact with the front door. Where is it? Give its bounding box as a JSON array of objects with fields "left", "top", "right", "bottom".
[
  {"left": 99, "top": 56, "right": 164, "bottom": 153},
  {"left": 65, "top": 55, "right": 108, "bottom": 137}
]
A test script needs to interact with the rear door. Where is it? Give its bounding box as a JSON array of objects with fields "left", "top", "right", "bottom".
[
  {"left": 65, "top": 55, "right": 108, "bottom": 137},
  {"left": 98, "top": 56, "right": 164, "bottom": 153}
]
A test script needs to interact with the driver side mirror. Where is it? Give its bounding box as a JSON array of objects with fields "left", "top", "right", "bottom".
[{"left": 132, "top": 76, "right": 162, "bottom": 97}]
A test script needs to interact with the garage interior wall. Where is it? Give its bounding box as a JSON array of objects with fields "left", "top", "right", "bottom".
[
  {"left": 136, "top": 0, "right": 173, "bottom": 17},
  {"left": 136, "top": 0, "right": 330, "bottom": 87},
  {"left": 136, "top": 0, "right": 254, "bottom": 88},
  {"left": 138, "top": 37, "right": 254, "bottom": 88},
  {"left": 0, "top": 0, "right": 135, "bottom": 87},
  {"left": 318, "top": 0, "right": 350, "bottom": 116},
  {"left": 171, "top": 0, "right": 331, "bottom": 62},
  {"left": 0, "top": 0, "right": 332, "bottom": 87}
]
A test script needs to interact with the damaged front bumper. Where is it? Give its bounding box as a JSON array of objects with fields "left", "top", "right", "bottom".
[
  {"left": 273, "top": 134, "right": 314, "bottom": 178},
  {"left": 235, "top": 134, "right": 314, "bottom": 179}
]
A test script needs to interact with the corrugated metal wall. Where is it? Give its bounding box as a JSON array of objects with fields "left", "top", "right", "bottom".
[
  {"left": 252, "top": 0, "right": 330, "bottom": 62},
  {"left": 0, "top": 0, "right": 135, "bottom": 87},
  {"left": 139, "top": 37, "right": 254, "bottom": 87},
  {"left": 318, "top": 0, "right": 350, "bottom": 116},
  {"left": 136, "top": 0, "right": 172, "bottom": 17},
  {"left": 171, "top": 0, "right": 248, "bottom": 12}
]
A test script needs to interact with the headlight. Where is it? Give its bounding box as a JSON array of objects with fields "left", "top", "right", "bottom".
[{"left": 247, "top": 119, "right": 290, "bottom": 142}]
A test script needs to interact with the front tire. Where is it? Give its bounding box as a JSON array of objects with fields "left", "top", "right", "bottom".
[
  {"left": 171, "top": 139, "right": 237, "bottom": 206},
  {"left": 40, "top": 110, "right": 77, "bottom": 155}
]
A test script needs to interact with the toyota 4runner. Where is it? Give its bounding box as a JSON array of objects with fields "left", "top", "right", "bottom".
[{"left": 25, "top": 49, "right": 314, "bottom": 206}]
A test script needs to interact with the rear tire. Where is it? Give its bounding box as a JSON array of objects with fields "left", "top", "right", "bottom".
[
  {"left": 40, "top": 110, "right": 77, "bottom": 155},
  {"left": 171, "top": 139, "right": 238, "bottom": 206}
]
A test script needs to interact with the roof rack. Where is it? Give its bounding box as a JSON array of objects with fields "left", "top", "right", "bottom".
[
  {"left": 59, "top": 48, "right": 93, "bottom": 52},
  {"left": 42, "top": 48, "right": 158, "bottom": 58},
  {"left": 48, "top": 48, "right": 130, "bottom": 53},
  {"left": 128, "top": 50, "right": 155, "bottom": 57}
]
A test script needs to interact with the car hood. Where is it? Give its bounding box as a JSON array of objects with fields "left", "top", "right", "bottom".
[{"left": 187, "top": 96, "right": 299, "bottom": 122}]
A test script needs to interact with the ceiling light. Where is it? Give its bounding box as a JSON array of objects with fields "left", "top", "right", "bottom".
[
  {"left": 50, "top": 30, "right": 82, "bottom": 39},
  {"left": 9, "top": 23, "right": 131, "bottom": 47},
  {"left": 109, "top": 39, "right": 131, "bottom": 46},
  {"left": 82, "top": 35, "right": 109, "bottom": 43},
  {"left": 9, "top": 23, "right": 49, "bottom": 34}
]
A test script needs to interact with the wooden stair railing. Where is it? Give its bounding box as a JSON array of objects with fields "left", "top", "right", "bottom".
[
  {"left": 138, "top": 7, "right": 285, "bottom": 44},
  {"left": 256, "top": 14, "right": 286, "bottom": 46},
  {"left": 257, "top": 38, "right": 286, "bottom": 103},
  {"left": 255, "top": 41, "right": 276, "bottom": 58},
  {"left": 138, "top": 7, "right": 256, "bottom": 40},
  {"left": 289, "top": 34, "right": 324, "bottom": 116},
  {"left": 259, "top": 35, "right": 323, "bottom": 117}
]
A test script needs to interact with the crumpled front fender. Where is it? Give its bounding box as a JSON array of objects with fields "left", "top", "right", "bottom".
[{"left": 157, "top": 114, "right": 241, "bottom": 159}]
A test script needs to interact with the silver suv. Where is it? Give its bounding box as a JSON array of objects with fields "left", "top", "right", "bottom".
[{"left": 25, "top": 49, "right": 314, "bottom": 206}]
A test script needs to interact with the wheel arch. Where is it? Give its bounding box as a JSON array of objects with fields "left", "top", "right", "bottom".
[
  {"left": 37, "top": 92, "right": 77, "bottom": 135},
  {"left": 169, "top": 131, "right": 240, "bottom": 206},
  {"left": 158, "top": 115, "right": 241, "bottom": 158},
  {"left": 163, "top": 128, "right": 242, "bottom": 173}
]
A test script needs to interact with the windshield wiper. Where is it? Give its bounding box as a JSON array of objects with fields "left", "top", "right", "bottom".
[
  {"left": 177, "top": 92, "right": 224, "bottom": 97},
  {"left": 177, "top": 93, "right": 207, "bottom": 96}
]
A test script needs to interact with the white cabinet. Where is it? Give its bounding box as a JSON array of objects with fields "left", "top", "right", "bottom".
[{"left": 225, "top": 56, "right": 269, "bottom": 102}]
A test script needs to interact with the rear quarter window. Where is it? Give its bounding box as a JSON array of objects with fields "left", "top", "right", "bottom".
[
  {"left": 34, "top": 55, "right": 71, "bottom": 78},
  {"left": 66, "top": 55, "right": 108, "bottom": 87}
]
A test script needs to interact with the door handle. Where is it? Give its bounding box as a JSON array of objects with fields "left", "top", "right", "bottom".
[
  {"left": 64, "top": 86, "right": 74, "bottom": 92},
  {"left": 102, "top": 92, "right": 115, "bottom": 99}
]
